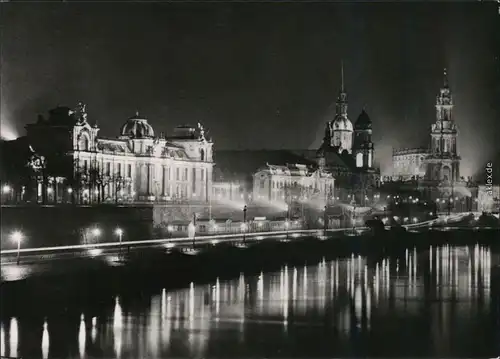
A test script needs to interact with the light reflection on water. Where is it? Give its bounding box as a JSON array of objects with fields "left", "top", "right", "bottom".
[{"left": 1, "top": 244, "right": 499, "bottom": 358}]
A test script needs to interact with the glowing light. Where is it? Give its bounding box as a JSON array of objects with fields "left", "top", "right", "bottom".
[
  {"left": 211, "top": 239, "right": 219, "bottom": 245},
  {"left": 91, "top": 228, "right": 101, "bottom": 237},
  {"left": 11, "top": 231, "right": 23, "bottom": 243},
  {"left": 78, "top": 314, "right": 86, "bottom": 358},
  {"left": 114, "top": 228, "right": 123, "bottom": 236},
  {"left": 167, "top": 225, "right": 174, "bottom": 232},
  {"left": 165, "top": 243, "right": 175, "bottom": 249},
  {"left": 67, "top": 187, "right": 73, "bottom": 194},
  {"left": 2, "top": 185, "right": 11, "bottom": 194},
  {"left": 47, "top": 187, "right": 53, "bottom": 194},
  {"left": 113, "top": 297, "right": 123, "bottom": 358},
  {"left": 42, "top": 320, "right": 49, "bottom": 359},
  {"left": 0, "top": 324, "right": 4, "bottom": 357},
  {"left": 9, "top": 317, "right": 18, "bottom": 358},
  {"left": 94, "top": 189, "right": 99, "bottom": 195}
]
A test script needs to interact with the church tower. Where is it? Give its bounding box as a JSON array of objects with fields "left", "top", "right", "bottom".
[
  {"left": 426, "top": 68, "right": 461, "bottom": 182},
  {"left": 326, "top": 62, "right": 353, "bottom": 154},
  {"left": 353, "top": 109, "right": 374, "bottom": 169}
]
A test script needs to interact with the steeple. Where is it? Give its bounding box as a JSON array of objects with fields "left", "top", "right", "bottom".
[
  {"left": 341, "top": 60, "right": 345, "bottom": 93},
  {"left": 336, "top": 61, "right": 348, "bottom": 118},
  {"left": 443, "top": 68, "right": 449, "bottom": 89}
]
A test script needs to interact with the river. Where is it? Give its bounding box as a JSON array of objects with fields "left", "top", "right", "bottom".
[{"left": 1, "top": 242, "right": 499, "bottom": 358}]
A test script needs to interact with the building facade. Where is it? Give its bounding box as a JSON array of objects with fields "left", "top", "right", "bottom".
[
  {"left": 391, "top": 148, "right": 429, "bottom": 181},
  {"left": 2, "top": 103, "right": 214, "bottom": 204},
  {"left": 252, "top": 163, "right": 335, "bottom": 203},
  {"left": 392, "top": 69, "right": 461, "bottom": 183},
  {"left": 317, "top": 65, "right": 380, "bottom": 205}
]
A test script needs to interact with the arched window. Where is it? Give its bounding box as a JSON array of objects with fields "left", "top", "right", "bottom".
[
  {"left": 368, "top": 152, "right": 372, "bottom": 168},
  {"left": 78, "top": 133, "right": 90, "bottom": 151},
  {"left": 356, "top": 153, "right": 363, "bottom": 168},
  {"left": 200, "top": 148, "right": 205, "bottom": 161}
]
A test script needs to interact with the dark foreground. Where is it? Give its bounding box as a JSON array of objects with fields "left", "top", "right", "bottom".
[{"left": 1, "top": 230, "right": 500, "bottom": 358}]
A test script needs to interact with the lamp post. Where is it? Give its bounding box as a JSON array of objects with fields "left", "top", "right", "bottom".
[
  {"left": 323, "top": 205, "right": 328, "bottom": 238},
  {"left": 12, "top": 231, "right": 23, "bottom": 265},
  {"left": 115, "top": 228, "right": 123, "bottom": 258},
  {"left": 243, "top": 205, "right": 247, "bottom": 244}
]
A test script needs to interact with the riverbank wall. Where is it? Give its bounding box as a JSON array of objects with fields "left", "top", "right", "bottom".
[{"left": 0, "top": 203, "right": 309, "bottom": 250}]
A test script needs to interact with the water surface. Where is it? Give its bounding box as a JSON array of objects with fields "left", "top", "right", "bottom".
[{"left": 1, "top": 243, "right": 499, "bottom": 358}]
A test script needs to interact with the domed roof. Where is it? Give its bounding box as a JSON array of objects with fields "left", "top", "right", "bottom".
[
  {"left": 120, "top": 112, "right": 155, "bottom": 139},
  {"left": 354, "top": 110, "right": 372, "bottom": 130},
  {"left": 332, "top": 115, "right": 353, "bottom": 132}
]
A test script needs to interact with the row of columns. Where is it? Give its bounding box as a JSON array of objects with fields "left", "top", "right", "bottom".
[{"left": 139, "top": 162, "right": 209, "bottom": 200}]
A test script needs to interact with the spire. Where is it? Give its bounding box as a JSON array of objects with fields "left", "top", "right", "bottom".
[
  {"left": 135, "top": 110, "right": 139, "bottom": 117},
  {"left": 443, "top": 68, "right": 449, "bottom": 88},
  {"left": 341, "top": 60, "right": 345, "bottom": 93}
]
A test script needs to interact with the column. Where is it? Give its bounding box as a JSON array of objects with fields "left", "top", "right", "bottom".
[
  {"left": 147, "top": 164, "right": 153, "bottom": 196},
  {"left": 162, "top": 165, "right": 167, "bottom": 197}
]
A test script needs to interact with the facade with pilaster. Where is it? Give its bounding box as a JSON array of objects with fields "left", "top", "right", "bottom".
[{"left": 2, "top": 103, "right": 214, "bottom": 204}]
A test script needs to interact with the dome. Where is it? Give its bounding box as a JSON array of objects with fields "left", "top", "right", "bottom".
[
  {"left": 332, "top": 115, "right": 353, "bottom": 132},
  {"left": 354, "top": 110, "right": 372, "bottom": 130},
  {"left": 120, "top": 112, "right": 155, "bottom": 139}
]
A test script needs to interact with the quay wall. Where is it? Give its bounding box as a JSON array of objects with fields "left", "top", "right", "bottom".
[{"left": 0, "top": 204, "right": 296, "bottom": 250}]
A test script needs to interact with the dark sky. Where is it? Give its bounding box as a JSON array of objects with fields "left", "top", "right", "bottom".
[{"left": 1, "top": 2, "right": 499, "bottom": 176}]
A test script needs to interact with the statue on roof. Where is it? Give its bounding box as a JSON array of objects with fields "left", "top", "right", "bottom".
[
  {"left": 197, "top": 122, "right": 205, "bottom": 140},
  {"left": 73, "top": 102, "right": 88, "bottom": 125}
]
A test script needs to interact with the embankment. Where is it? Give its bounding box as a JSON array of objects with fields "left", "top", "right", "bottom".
[{"left": 0, "top": 203, "right": 301, "bottom": 250}]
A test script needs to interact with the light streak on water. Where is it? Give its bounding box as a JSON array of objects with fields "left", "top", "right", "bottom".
[
  {"left": 42, "top": 320, "right": 50, "bottom": 359},
  {"left": 9, "top": 317, "right": 18, "bottom": 359},
  {"left": 113, "top": 297, "right": 123, "bottom": 358},
  {"left": 0, "top": 323, "right": 4, "bottom": 357},
  {"left": 78, "top": 314, "right": 86, "bottom": 358}
]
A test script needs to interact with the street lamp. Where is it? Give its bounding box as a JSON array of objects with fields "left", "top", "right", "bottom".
[
  {"left": 243, "top": 205, "right": 248, "bottom": 244},
  {"left": 11, "top": 231, "right": 23, "bottom": 265},
  {"left": 323, "top": 205, "right": 328, "bottom": 237},
  {"left": 115, "top": 228, "right": 124, "bottom": 258}
]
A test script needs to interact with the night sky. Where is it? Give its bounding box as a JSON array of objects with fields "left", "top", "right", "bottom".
[{"left": 1, "top": 2, "right": 499, "bottom": 176}]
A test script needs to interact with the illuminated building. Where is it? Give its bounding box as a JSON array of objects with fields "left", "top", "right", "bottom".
[
  {"left": 1, "top": 102, "right": 214, "bottom": 204},
  {"left": 317, "top": 65, "right": 380, "bottom": 203},
  {"left": 391, "top": 69, "right": 462, "bottom": 183},
  {"left": 252, "top": 163, "right": 334, "bottom": 202}
]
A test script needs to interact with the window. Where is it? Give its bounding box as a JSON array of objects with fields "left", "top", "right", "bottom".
[
  {"left": 184, "top": 168, "right": 188, "bottom": 181},
  {"left": 117, "top": 163, "right": 122, "bottom": 177},
  {"left": 78, "top": 134, "right": 89, "bottom": 151},
  {"left": 356, "top": 153, "right": 363, "bottom": 168},
  {"left": 260, "top": 180, "right": 265, "bottom": 189},
  {"left": 201, "top": 169, "right": 205, "bottom": 181},
  {"left": 176, "top": 168, "right": 180, "bottom": 181},
  {"left": 368, "top": 152, "right": 372, "bottom": 168},
  {"left": 106, "top": 162, "right": 111, "bottom": 176},
  {"left": 127, "top": 164, "right": 132, "bottom": 178}
]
